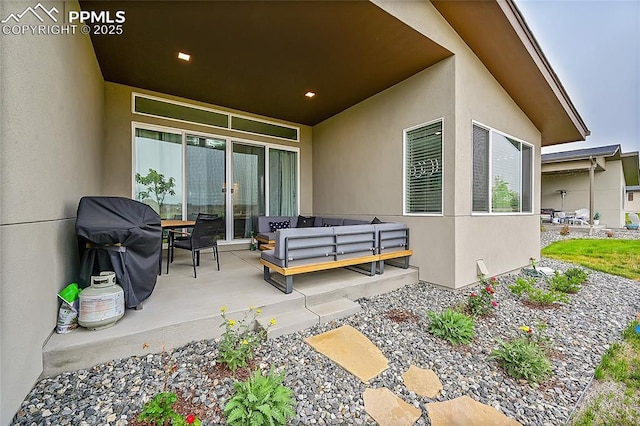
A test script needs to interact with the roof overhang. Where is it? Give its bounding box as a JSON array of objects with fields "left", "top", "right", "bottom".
[
  {"left": 432, "top": 0, "right": 590, "bottom": 145},
  {"left": 621, "top": 153, "right": 640, "bottom": 186},
  {"left": 80, "top": 0, "right": 452, "bottom": 126}
]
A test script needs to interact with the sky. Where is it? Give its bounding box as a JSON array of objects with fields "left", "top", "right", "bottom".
[{"left": 514, "top": 0, "right": 640, "bottom": 154}]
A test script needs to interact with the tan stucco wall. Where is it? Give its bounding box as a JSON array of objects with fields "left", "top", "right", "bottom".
[
  {"left": 541, "top": 160, "right": 626, "bottom": 228},
  {"left": 0, "top": 2, "right": 105, "bottom": 421},
  {"left": 626, "top": 191, "right": 640, "bottom": 213},
  {"left": 312, "top": 0, "right": 541, "bottom": 288},
  {"left": 103, "top": 83, "right": 313, "bottom": 214}
]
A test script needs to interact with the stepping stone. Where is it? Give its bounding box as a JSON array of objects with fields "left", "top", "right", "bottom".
[
  {"left": 304, "top": 324, "right": 388, "bottom": 382},
  {"left": 426, "top": 395, "right": 522, "bottom": 426},
  {"left": 363, "top": 387, "right": 421, "bottom": 426},
  {"left": 402, "top": 365, "right": 443, "bottom": 398}
]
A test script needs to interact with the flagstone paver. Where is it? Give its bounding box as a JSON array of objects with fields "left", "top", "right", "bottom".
[
  {"left": 402, "top": 364, "right": 443, "bottom": 398},
  {"left": 304, "top": 324, "right": 388, "bottom": 382},
  {"left": 426, "top": 395, "right": 522, "bottom": 426},
  {"left": 363, "top": 387, "right": 421, "bottom": 426}
]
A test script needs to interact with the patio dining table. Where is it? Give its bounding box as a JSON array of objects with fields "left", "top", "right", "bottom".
[{"left": 159, "top": 220, "right": 196, "bottom": 275}]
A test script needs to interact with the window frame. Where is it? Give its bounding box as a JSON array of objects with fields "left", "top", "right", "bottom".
[
  {"left": 403, "top": 118, "right": 444, "bottom": 216},
  {"left": 471, "top": 121, "right": 534, "bottom": 215}
]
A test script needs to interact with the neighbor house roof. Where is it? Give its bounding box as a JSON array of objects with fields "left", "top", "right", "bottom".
[
  {"left": 627, "top": 185, "right": 640, "bottom": 192},
  {"left": 541, "top": 144, "right": 640, "bottom": 186},
  {"left": 81, "top": 0, "right": 588, "bottom": 144}
]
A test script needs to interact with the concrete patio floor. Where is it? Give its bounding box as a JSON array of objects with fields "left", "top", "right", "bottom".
[{"left": 43, "top": 249, "right": 418, "bottom": 378}]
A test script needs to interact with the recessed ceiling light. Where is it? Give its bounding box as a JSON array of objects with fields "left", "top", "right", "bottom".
[
  {"left": 178, "top": 52, "right": 191, "bottom": 61},
  {"left": 304, "top": 91, "right": 316, "bottom": 98}
]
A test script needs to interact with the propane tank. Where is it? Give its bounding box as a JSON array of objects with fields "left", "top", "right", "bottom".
[{"left": 79, "top": 271, "right": 125, "bottom": 330}]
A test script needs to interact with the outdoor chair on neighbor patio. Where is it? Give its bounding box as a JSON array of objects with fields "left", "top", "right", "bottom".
[
  {"left": 167, "top": 213, "right": 223, "bottom": 277},
  {"left": 626, "top": 213, "right": 640, "bottom": 230}
]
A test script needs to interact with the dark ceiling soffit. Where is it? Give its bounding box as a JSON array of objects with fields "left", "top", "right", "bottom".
[
  {"left": 621, "top": 153, "right": 640, "bottom": 186},
  {"left": 81, "top": 1, "right": 452, "bottom": 126}
]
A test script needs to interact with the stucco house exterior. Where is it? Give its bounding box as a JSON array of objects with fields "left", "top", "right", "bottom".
[
  {"left": 626, "top": 185, "right": 640, "bottom": 215},
  {"left": 541, "top": 145, "right": 640, "bottom": 228},
  {"left": 0, "top": 0, "right": 589, "bottom": 420}
]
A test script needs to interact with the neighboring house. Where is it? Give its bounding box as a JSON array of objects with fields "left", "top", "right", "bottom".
[
  {"left": 0, "top": 0, "right": 589, "bottom": 420},
  {"left": 626, "top": 185, "right": 640, "bottom": 214},
  {"left": 541, "top": 145, "right": 640, "bottom": 228}
]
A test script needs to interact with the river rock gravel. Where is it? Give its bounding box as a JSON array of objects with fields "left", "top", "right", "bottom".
[{"left": 11, "top": 228, "right": 640, "bottom": 425}]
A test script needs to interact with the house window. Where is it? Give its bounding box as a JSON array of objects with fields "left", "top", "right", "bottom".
[
  {"left": 629, "top": 192, "right": 634, "bottom": 202},
  {"left": 472, "top": 123, "right": 533, "bottom": 214},
  {"left": 404, "top": 120, "right": 443, "bottom": 215}
]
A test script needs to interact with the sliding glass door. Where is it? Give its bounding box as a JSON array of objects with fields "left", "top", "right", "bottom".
[
  {"left": 134, "top": 126, "right": 297, "bottom": 241},
  {"left": 232, "top": 143, "right": 265, "bottom": 239}
]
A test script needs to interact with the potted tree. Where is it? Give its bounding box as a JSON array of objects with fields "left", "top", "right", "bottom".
[{"left": 593, "top": 212, "right": 600, "bottom": 225}]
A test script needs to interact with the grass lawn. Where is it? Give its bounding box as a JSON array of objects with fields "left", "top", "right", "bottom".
[
  {"left": 541, "top": 239, "right": 640, "bottom": 281},
  {"left": 543, "top": 237, "right": 640, "bottom": 424}
]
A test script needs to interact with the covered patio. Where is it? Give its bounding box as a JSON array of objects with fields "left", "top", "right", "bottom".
[{"left": 42, "top": 248, "right": 417, "bottom": 378}]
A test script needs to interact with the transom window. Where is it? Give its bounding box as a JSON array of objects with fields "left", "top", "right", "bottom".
[
  {"left": 404, "top": 120, "right": 443, "bottom": 215},
  {"left": 472, "top": 123, "right": 533, "bottom": 214}
]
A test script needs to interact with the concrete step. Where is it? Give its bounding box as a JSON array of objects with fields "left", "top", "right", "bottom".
[
  {"left": 257, "top": 308, "right": 319, "bottom": 339},
  {"left": 307, "top": 298, "right": 362, "bottom": 323}
]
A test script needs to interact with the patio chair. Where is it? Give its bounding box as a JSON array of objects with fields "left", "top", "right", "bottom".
[
  {"left": 167, "top": 213, "right": 223, "bottom": 277},
  {"left": 626, "top": 213, "right": 640, "bottom": 230},
  {"left": 573, "top": 208, "right": 590, "bottom": 225}
]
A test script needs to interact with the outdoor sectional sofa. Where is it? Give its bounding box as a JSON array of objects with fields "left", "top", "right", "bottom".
[{"left": 257, "top": 215, "right": 412, "bottom": 294}]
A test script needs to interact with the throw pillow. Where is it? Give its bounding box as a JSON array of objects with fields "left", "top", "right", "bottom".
[
  {"left": 371, "top": 216, "right": 384, "bottom": 224},
  {"left": 297, "top": 215, "right": 316, "bottom": 228},
  {"left": 269, "top": 220, "right": 290, "bottom": 232}
]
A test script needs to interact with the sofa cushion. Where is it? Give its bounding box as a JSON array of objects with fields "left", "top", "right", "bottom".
[
  {"left": 321, "top": 217, "right": 344, "bottom": 227},
  {"left": 258, "top": 216, "right": 294, "bottom": 233},
  {"left": 297, "top": 215, "right": 316, "bottom": 228},
  {"left": 269, "top": 220, "right": 291, "bottom": 233},
  {"left": 343, "top": 218, "right": 369, "bottom": 225},
  {"left": 260, "top": 249, "right": 286, "bottom": 268},
  {"left": 257, "top": 232, "right": 276, "bottom": 242}
]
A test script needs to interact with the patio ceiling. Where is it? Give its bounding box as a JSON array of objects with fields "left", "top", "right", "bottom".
[{"left": 80, "top": 1, "right": 452, "bottom": 126}]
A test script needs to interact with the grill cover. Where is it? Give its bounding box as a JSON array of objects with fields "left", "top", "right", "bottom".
[{"left": 76, "top": 196, "right": 161, "bottom": 308}]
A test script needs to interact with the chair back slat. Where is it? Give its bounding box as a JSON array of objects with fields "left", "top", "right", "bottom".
[{"left": 190, "top": 214, "right": 223, "bottom": 250}]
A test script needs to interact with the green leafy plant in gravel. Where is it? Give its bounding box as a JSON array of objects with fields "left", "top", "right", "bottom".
[
  {"left": 138, "top": 392, "right": 201, "bottom": 425},
  {"left": 427, "top": 309, "right": 475, "bottom": 345},
  {"left": 467, "top": 275, "right": 499, "bottom": 317},
  {"left": 490, "top": 330, "right": 552, "bottom": 384},
  {"left": 547, "top": 271, "right": 582, "bottom": 294},
  {"left": 224, "top": 367, "right": 295, "bottom": 426},
  {"left": 564, "top": 267, "right": 589, "bottom": 284},
  {"left": 508, "top": 276, "right": 569, "bottom": 305},
  {"left": 218, "top": 306, "right": 275, "bottom": 371}
]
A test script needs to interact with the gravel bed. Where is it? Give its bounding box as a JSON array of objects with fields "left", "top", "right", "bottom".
[{"left": 12, "top": 229, "right": 640, "bottom": 425}]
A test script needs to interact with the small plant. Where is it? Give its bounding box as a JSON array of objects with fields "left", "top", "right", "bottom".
[
  {"left": 491, "top": 337, "right": 552, "bottom": 383},
  {"left": 467, "top": 275, "right": 498, "bottom": 316},
  {"left": 548, "top": 271, "right": 582, "bottom": 294},
  {"left": 138, "top": 392, "right": 201, "bottom": 425},
  {"left": 224, "top": 367, "right": 296, "bottom": 426},
  {"left": 593, "top": 212, "right": 600, "bottom": 220},
  {"left": 527, "top": 287, "right": 570, "bottom": 305},
  {"left": 427, "top": 309, "right": 475, "bottom": 345},
  {"left": 560, "top": 224, "right": 570, "bottom": 235},
  {"left": 218, "top": 306, "right": 275, "bottom": 371},
  {"left": 509, "top": 276, "right": 535, "bottom": 298},
  {"left": 520, "top": 322, "right": 552, "bottom": 353},
  {"left": 564, "top": 267, "right": 588, "bottom": 284}
]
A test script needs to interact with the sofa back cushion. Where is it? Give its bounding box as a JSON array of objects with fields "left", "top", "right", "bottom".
[
  {"left": 274, "top": 227, "right": 335, "bottom": 265},
  {"left": 334, "top": 225, "right": 376, "bottom": 260},
  {"left": 343, "top": 218, "right": 370, "bottom": 226},
  {"left": 321, "top": 217, "right": 344, "bottom": 227},
  {"left": 374, "top": 222, "right": 409, "bottom": 254}
]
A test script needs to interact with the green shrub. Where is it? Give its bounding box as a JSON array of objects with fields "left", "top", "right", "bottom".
[
  {"left": 509, "top": 277, "right": 535, "bottom": 298},
  {"left": 548, "top": 271, "right": 582, "bottom": 294},
  {"left": 224, "top": 368, "right": 296, "bottom": 426},
  {"left": 564, "top": 267, "right": 589, "bottom": 284},
  {"left": 527, "top": 287, "right": 570, "bottom": 305},
  {"left": 490, "top": 337, "right": 552, "bottom": 383},
  {"left": 427, "top": 309, "right": 475, "bottom": 345},
  {"left": 138, "top": 392, "right": 201, "bottom": 425},
  {"left": 467, "top": 276, "right": 498, "bottom": 316},
  {"left": 218, "top": 306, "right": 275, "bottom": 371}
]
